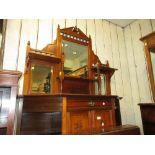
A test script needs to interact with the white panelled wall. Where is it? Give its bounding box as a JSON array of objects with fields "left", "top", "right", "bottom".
[{"left": 2, "top": 19, "right": 155, "bottom": 133}]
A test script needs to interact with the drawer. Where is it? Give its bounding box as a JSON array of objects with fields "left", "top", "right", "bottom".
[{"left": 67, "top": 100, "right": 112, "bottom": 110}]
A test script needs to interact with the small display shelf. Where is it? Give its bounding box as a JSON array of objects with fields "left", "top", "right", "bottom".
[{"left": 92, "top": 64, "right": 117, "bottom": 77}]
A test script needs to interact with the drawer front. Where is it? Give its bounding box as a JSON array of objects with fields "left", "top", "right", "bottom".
[{"left": 67, "top": 100, "right": 112, "bottom": 110}]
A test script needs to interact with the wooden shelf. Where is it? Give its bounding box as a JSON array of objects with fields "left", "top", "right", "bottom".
[
  {"left": 28, "top": 52, "right": 61, "bottom": 63},
  {"left": 92, "top": 65, "right": 117, "bottom": 77}
]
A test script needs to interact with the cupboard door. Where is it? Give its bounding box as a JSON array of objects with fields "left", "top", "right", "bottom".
[
  {"left": 67, "top": 111, "right": 91, "bottom": 134},
  {"left": 0, "top": 88, "right": 11, "bottom": 134},
  {"left": 92, "top": 110, "right": 114, "bottom": 132}
]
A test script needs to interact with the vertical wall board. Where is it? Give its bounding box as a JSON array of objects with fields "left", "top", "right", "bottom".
[
  {"left": 3, "top": 20, "right": 21, "bottom": 70},
  {"left": 52, "top": 19, "right": 65, "bottom": 41},
  {"left": 117, "top": 26, "right": 135, "bottom": 124},
  {"left": 102, "top": 20, "right": 112, "bottom": 65},
  {"left": 139, "top": 19, "right": 152, "bottom": 37},
  {"left": 17, "top": 19, "right": 38, "bottom": 94},
  {"left": 65, "top": 19, "right": 76, "bottom": 27},
  {"left": 95, "top": 19, "right": 105, "bottom": 64},
  {"left": 151, "top": 19, "right": 155, "bottom": 31},
  {"left": 110, "top": 23, "right": 127, "bottom": 124},
  {"left": 86, "top": 19, "right": 96, "bottom": 54},
  {"left": 124, "top": 26, "right": 143, "bottom": 131},
  {"left": 77, "top": 19, "right": 87, "bottom": 35},
  {"left": 102, "top": 20, "right": 116, "bottom": 95},
  {"left": 130, "top": 21, "right": 152, "bottom": 103},
  {"left": 37, "top": 20, "right": 52, "bottom": 49},
  {"left": 110, "top": 23, "right": 123, "bottom": 96}
]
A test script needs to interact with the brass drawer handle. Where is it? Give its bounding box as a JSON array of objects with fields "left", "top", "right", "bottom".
[
  {"left": 102, "top": 102, "right": 106, "bottom": 105},
  {"left": 88, "top": 101, "right": 95, "bottom": 106}
]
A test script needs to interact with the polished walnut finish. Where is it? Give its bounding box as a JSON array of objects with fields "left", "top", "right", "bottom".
[
  {"left": 139, "top": 103, "right": 155, "bottom": 135},
  {"left": 0, "top": 70, "right": 21, "bottom": 135},
  {"left": 23, "top": 26, "right": 117, "bottom": 96}
]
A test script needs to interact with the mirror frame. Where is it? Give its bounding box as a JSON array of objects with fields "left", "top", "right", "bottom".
[
  {"left": 57, "top": 26, "right": 94, "bottom": 80},
  {"left": 140, "top": 32, "right": 155, "bottom": 102}
]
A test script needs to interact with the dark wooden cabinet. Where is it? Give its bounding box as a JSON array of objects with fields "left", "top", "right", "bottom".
[
  {"left": 16, "top": 95, "right": 62, "bottom": 135},
  {"left": 0, "top": 70, "right": 21, "bottom": 135},
  {"left": 139, "top": 103, "right": 155, "bottom": 134}
]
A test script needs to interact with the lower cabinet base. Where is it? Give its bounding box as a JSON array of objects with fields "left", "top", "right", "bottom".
[
  {"left": 18, "top": 95, "right": 140, "bottom": 135},
  {"left": 99, "top": 125, "right": 140, "bottom": 135}
]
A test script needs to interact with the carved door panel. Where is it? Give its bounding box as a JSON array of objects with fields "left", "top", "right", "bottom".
[
  {"left": 68, "top": 111, "right": 91, "bottom": 135},
  {"left": 92, "top": 110, "right": 114, "bottom": 132}
]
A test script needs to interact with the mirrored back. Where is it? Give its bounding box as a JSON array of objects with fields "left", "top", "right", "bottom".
[{"left": 62, "top": 40, "right": 88, "bottom": 78}]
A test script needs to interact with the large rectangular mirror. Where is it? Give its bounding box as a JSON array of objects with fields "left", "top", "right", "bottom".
[{"left": 62, "top": 40, "right": 88, "bottom": 78}]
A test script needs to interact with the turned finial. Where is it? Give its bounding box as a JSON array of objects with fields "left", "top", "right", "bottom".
[{"left": 27, "top": 41, "right": 30, "bottom": 46}]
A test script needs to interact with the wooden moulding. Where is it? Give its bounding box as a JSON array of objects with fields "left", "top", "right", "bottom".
[
  {"left": 140, "top": 32, "right": 155, "bottom": 102},
  {"left": 28, "top": 52, "right": 61, "bottom": 64},
  {"left": 0, "top": 70, "right": 22, "bottom": 86}
]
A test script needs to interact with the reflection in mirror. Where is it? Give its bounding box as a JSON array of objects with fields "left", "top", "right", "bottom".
[
  {"left": 62, "top": 40, "right": 88, "bottom": 78},
  {"left": 31, "top": 64, "right": 52, "bottom": 93},
  {"left": 101, "top": 74, "right": 107, "bottom": 95},
  {"left": 95, "top": 74, "right": 106, "bottom": 95},
  {"left": 150, "top": 48, "right": 155, "bottom": 83}
]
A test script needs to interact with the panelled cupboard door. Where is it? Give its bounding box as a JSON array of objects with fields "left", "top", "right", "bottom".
[
  {"left": 92, "top": 110, "right": 114, "bottom": 133},
  {"left": 67, "top": 111, "right": 91, "bottom": 135}
]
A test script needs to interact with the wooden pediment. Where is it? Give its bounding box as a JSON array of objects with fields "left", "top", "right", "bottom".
[{"left": 60, "top": 26, "right": 90, "bottom": 45}]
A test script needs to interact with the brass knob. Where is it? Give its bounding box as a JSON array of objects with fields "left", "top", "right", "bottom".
[{"left": 88, "top": 101, "right": 95, "bottom": 106}]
